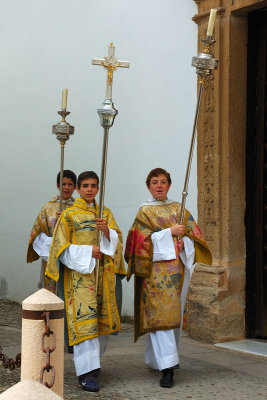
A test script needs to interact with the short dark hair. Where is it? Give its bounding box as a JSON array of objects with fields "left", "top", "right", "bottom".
[
  {"left": 77, "top": 171, "right": 99, "bottom": 189},
  {"left": 146, "top": 168, "right": 172, "bottom": 187},
  {"left": 57, "top": 170, "right": 77, "bottom": 186}
]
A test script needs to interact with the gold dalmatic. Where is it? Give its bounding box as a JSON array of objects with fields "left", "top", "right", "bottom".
[
  {"left": 27, "top": 195, "right": 74, "bottom": 292},
  {"left": 46, "top": 197, "right": 126, "bottom": 346},
  {"left": 125, "top": 201, "right": 212, "bottom": 341}
]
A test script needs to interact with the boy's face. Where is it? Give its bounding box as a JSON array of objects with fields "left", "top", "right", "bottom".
[
  {"left": 147, "top": 173, "right": 171, "bottom": 201},
  {"left": 77, "top": 178, "right": 99, "bottom": 203},
  {"left": 57, "top": 177, "right": 76, "bottom": 200}
]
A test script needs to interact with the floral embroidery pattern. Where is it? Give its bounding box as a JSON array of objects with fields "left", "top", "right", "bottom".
[
  {"left": 47, "top": 198, "right": 126, "bottom": 346},
  {"left": 125, "top": 201, "right": 211, "bottom": 339}
]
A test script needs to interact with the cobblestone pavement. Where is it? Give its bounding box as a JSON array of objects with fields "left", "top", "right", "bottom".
[{"left": 1, "top": 299, "right": 267, "bottom": 399}]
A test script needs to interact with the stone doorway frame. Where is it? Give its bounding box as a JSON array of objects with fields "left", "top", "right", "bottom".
[{"left": 187, "top": 0, "right": 267, "bottom": 343}]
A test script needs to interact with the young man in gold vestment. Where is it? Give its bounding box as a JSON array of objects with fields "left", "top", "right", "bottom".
[
  {"left": 125, "top": 168, "right": 212, "bottom": 388},
  {"left": 46, "top": 171, "right": 126, "bottom": 392},
  {"left": 27, "top": 170, "right": 77, "bottom": 293}
]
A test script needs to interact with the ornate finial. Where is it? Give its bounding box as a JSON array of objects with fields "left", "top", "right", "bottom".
[{"left": 110, "top": 42, "right": 113, "bottom": 47}]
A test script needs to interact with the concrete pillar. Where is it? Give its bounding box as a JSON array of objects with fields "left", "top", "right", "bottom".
[
  {"left": 21, "top": 289, "right": 64, "bottom": 397},
  {"left": 0, "top": 380, "right": 63, "bottom": 400}
]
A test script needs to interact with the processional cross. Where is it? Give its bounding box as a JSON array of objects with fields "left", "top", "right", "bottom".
[
  {"left": 92, "top": 42, "right": 130, "bottom": 100},
  {"left": 92, "top": 43, "right": 130, "bottom": 291}
]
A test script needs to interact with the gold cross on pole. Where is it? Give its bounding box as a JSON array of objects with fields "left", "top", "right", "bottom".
[{"left": 92, "top": 42, "right": 130, "bottom": 100}]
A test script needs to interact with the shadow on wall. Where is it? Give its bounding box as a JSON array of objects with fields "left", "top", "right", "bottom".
[{"left": 0, "top": 277, "right": 8, "bottom": 297}]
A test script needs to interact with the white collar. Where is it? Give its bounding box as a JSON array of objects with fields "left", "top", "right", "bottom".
[
  {"left": 55, "top": 196, "right": 74, "bottom": 204},
  {"left": 141, "top": 197, "right": 174, "bottom": 206}
]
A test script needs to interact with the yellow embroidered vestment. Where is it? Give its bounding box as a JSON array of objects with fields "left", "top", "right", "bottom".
[
  {"left": 27, "top": 195, "right": 74, "bottom": 292},
  {"left": 46, "top": 197, "right": 126, "bottom": 346},
  {"left": 125, "top": 201, "right": 212, "bottom": 341}
]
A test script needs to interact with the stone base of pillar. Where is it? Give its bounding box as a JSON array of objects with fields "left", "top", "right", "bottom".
[{"left": 187, "top": 263, "right": 246, "bottom": 343}]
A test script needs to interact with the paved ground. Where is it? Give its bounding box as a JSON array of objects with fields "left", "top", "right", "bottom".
[{"left": 0, "top": 299, "right": 267, "bottom": 399}]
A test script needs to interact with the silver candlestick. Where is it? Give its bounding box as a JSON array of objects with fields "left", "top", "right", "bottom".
[
  {"left": 179, "top": 34, "right": 218, "bottom": 226},
  {"left": 52, "top": 109, "right": 74, "bottom": 212}
]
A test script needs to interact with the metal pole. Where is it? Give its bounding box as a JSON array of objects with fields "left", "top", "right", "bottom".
[
  {"left": 97, "top": 128, "right": 109, "bottom": 222},
  {"left": 95, "top": 128, "right": 109, "bottom": 290},
  {"left": 179, "top": 83, "right": 203, "bottom": 224},
  {"left": 59, "top": 142, "right": 65, "bottom": 213}
]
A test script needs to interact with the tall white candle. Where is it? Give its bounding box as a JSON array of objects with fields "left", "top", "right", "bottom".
[
  {"left": 207, "top": 9, "right": 217, "bottom": 37},
  {"left": 61, "top": 88, "right": 68, "bottom": 109}
]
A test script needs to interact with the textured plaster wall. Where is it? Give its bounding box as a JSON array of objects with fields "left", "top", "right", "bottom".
[{"left": 0, "top": 0, "right": 198, "bottom": 314}]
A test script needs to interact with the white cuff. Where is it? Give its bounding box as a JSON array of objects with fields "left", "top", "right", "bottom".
[
  {"left": 33, "top": 233, "right": 52, "bottom": 262},
  {"left": 100, "top": 228, "right": 118, "bottom": 259},
  {"left": 179, "top": 236, "right": 195, "bottom": 270},
  {"left": 151, "top": 228, "right": 176, "bottom": 262},
  {"left": 60, "top": 244, "right": 96, "bottom": 274}
]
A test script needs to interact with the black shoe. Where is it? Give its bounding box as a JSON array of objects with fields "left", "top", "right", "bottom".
[
  {"left": 78, "top": 371, "right": 100, "bottom": 392},
  {"left": 160, "top": 368, "right": 174, "bottom": 388}
]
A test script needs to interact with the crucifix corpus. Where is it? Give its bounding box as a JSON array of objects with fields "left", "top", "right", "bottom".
[
  {"left": 92, "top": 42, "right": 130, "bottom": 100},
  {"left": 179, "top": 9, "right": 218, "bottom": 227},
  {"left": 92, "top": 42, "right": 130, "bottom": 289}
]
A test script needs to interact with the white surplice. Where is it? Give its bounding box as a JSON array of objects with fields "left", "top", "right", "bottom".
[
  {"left": 33, "top": 232, "right": 52, "bottom": 262},
  {"left": 145, "top": 229, "right": 195, "bottom": 371}
]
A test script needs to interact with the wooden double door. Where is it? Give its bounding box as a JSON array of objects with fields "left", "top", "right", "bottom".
[{"left": 246, "top": 8, "right": 267, "bottom": 337}]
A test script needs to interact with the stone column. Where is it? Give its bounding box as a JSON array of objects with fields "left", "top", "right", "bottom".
[
  {"left": 21, "top": 289, "right": 64, "bottom": 397},
  {"left": 187, "top": 1, "right": 250, "bottom": 342}
]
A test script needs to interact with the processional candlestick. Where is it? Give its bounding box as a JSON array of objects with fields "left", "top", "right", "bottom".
[
  {"left": 52, "top": 89, "right": 75, "bottom": 212},
  {"left": 92, "top": 43, "right": 130, "bottom": 287},
  {"left": 179, "top": 9, "right": 219, "bottom": 225}
]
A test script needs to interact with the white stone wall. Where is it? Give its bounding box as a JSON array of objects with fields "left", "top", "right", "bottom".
[{"left": 0, "top": 0, "right": 197, "bottom": 315}]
